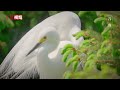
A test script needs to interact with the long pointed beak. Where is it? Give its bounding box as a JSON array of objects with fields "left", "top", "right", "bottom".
[{"left": 26, "top": 43, "right": 41, "bottom": 56}]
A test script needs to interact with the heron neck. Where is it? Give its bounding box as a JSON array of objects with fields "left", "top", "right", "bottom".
[
  {"left": 37, "top": 43, "right": 64, "bottom": 79},
  {"left": 37, "top": 44, "right": 56, "bottom": 67}
]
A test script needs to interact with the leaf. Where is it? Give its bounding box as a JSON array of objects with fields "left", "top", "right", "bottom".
[
  {"left": 101, "top": 40, "right": 109, "bottom": 48},
  {"left": 87, "top": 50, "right": 93, "bottom": 55},
  {"left": 73, "top": 31, "right": 91, "bottom": 40},
  {"left": 94, "top": 17, "right": 106, "bottom": 24},
  {"left": 97, "top": 49, "right": 104, "bottom": 58},
  {"left": 87, "top": 54, "right": 95, "bottom": 61},
  {"left": 103, "top": 48, "right": 109, "bottom": 54},
  {"left": 72, "top": 61, "right": 79, "bottom": 72},
  {"left": 81, "top": 40, "right": 90, "bottom": 46},
  {"left": 66, "top": 55, "right": 79, "bottom": 67},
  {"left": 62, "top": 49, "right": 73, "bottom": 62},
  {"left": 84, "top": 59, "right": 97, "bottom": 72},
  {"left": 102, "top": 21, "right": 107, "bottom": 27},
  {"left": 73, "top": 50, "right": 77, "bottom": 56},
  {"left": 63, "top": 71, "right": 71, "bottom": 79},
  {"left": 78, "top": 11, "right": 89, "bottom": 17},
  {"left": 101, "top": 24, "right": 111, "bottom": 38},
  {"left": 90, "top": 38, "right": 96, "bottom": 41},
  {"left": 73, "top": 31, "right": 84, "bottom": 40},
  {"left": 107, "top": 15, "right": 117, "bottom": 24},
  {"left": 61, "top": 44, "right": 73, "bottom": 55},
  {"left": 72, "top": 31, "right": 81, "bottom": 37},
  {"left": 103, "top": 45, "right": 112, "bottom": 54}
]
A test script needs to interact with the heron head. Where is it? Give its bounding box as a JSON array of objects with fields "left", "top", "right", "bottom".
[
  {"left": 37, "top": 28, "right": 60, "bottom": 53},
  {"left": 26, "top": 28, "right": 60, "bottom": 56},
  {"left": 39, "top": 28, "right": 60, "bottom": 45}
]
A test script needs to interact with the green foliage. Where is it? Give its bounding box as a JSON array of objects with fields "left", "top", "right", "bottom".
[
  {"left": 63, "top": 71, "right": 72, "bottom": 79},
  {"left": 72, "top": 61, "right": 79, "bottom": 72},
  {"left": 61, "top": 11, "right": 120, "bottom": 79},
  {"left": 66, "top": 55, "right": 79, "bottom": 67},
  {"left": 61, "top": 44, "right": 74, "bottom": 55},
  {"left": 0, "top": 12, "right": 14, "bottom": 32},
  {"left": 94, "top": 17, "right": 106, "bottom": 24},
  {"left": 62, "top": 49, "right": 73, "bottom": 62}
]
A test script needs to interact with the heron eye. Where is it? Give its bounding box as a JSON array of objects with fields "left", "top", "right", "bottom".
[
  {"left": 39, "top": 36, "right": 47, "bottom": 43},
  {"left": 44, "top": 36, "right": 47, "bottom": 39}
]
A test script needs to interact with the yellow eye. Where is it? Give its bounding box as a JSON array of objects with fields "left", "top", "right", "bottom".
[
  {"left": 43, "top": 36, "right": 47, "bottom": 39},
  {"left": 39, "top": 36, "right": 47, "bottom": 43}
]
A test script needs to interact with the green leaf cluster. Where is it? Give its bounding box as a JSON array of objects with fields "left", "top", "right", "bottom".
[{"left": 62, "top": 11, "right": 120, "bottom": 79}]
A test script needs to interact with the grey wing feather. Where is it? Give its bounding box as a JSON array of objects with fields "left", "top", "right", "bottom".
[
  {"left": 0, "top": 50, "right": 40, "bottom": 79},
  {"left": 0, "top": 27, "right": 39, "bottom": 78}
]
